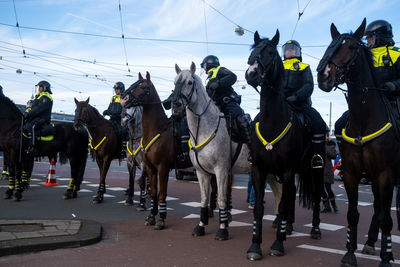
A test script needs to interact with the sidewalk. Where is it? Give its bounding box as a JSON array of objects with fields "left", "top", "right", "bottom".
[{"left": 0, "top": 219, "right": 102, "bottom": 257}]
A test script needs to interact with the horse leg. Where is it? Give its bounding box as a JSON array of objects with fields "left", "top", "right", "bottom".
[
  {"left": 362, "top": 196, "right": 380, "bottom": 255},
  {"left": 137, "top": 164, "right": 147, "bottom": 211},
  {"left": 267, "top": 174, "right": 282, "bottom": 229},
  {"left": 310, "top": 168, "right": 324, "bottom": 239},
  {"left": 63, "top": 157, "right": 84, "bottom": 200},
  {"left": 13, "top": 165, "right": 23, "bottom": 201},
  {"left": 341, "top": 171, "right": 360, "bottom": 267},
  {"left": 192, "top": 171, "right": 211, "bottom": 237},
  {"left": 215, "top": 168, "right": 229, "bottom": 241},
  {"left": 209, "top": 174, "right": 217, "bottom": 218},
  {"left": 4, "top": 165, "right": 15, "bottom": 199},
  {"left": 377, "top": 172, "right": 395, "bottom": 266},
  {"left": 1, "top": 154, "right": 9, "bottom": 180},
  {"left": 154, "top": 166, "right": 169, "bottom": 230},
  {"left": 125, "top": 158, "right": 135, "bottom": 206},
  {"left": 286, "top": 178, "right": 296, "bottom": 236},
  {"left": 270, "top": 172, "right": 293, "bottom": 257},
  {"left": 247, "top": 167, "right": 267, "bottom": 260},
  {"left": 226, "top": 174, "right": 234, "bottom": 222},
  {"left": 145, "top": 165, "right": 157, "bottom": 226},
  {"left": 92, "top": 156, "right": 110, "bottom": 204}
]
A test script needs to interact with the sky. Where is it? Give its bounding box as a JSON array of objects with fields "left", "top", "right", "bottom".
[{"left": 0, "top": 0, "right": 399, "bottom": 130}]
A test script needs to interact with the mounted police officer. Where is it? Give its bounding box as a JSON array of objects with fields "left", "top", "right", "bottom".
[
  {"left": 103, "top": 81, "right": 128, "bottom": 157},
  {"left": 200, "top": 55, "right": 252, "bottom": 144},
  {"left": 336, "top": 19, "right": 400, "bottom": 135},
  {"left": 282, "top": 40, "right": 326, "bottom": 168},
  {"left": 23, "top": 80, "right": 53, "bottom": 154}
]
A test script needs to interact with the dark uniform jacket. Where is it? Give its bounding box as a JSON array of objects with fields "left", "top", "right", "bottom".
[
  {"left": 103, "top": 94, "right": 123, "bottom": 122},
  {"left": 282, "top": 58, "right": 313, "bottom": 108},
  {"left": 206, "top": 66, "right": 238, "bottom": 106},
  {"left": 25, "top": 92, "right": 53, "bottom": 125},
  {"left": 371, "top": 46, "right": 400, "bottom": 91},
  {"left": 324, "top": 140, "right": 338, "bottom": 184}
]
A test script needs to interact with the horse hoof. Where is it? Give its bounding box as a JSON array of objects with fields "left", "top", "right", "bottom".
[
  {"left": 215, "top": 228, "right": 229, "bottom": 241},
  {"left": 192, "top": 225, "right": 205, "bottom": 237},
  {"left": 361, "top": 244, "right": 375, "bottom": 255},
  {"left": 145, "top": 215, "right": 156, "bottom": 226},
  {"left": 247, "top": 243, "right": 262, "bottom": 261},
  {"left": 92, "top": 196, "right": 103, "bottom": 204},
  {"left": 286, "top": 223, "right": 293, "bottom": 235},
  {"left": 154, "top": 219, "right": 165, "bottom": 230},
  {"left": 136, "top": 203, "right": 146, "bottom": 211},
  {"left": 21, "top": 182, "right": 30, "bottom": 191},
  {"left": 341, "top": 252, "right": 357, "bottom": 267},
  {"left": 310, "top": 226, "right": 322, "bottom": 240},
  {"left": 125, "top": 197, "right": 133, "bottom": 206},
  {"left": 62, "top": 190, "right": 74, "bottom": 200},
  {"left": 3, "top": 189, "right": 13, "bottom": 199},
  {"left": 208, "top": 209, "right": 214, "bottom": 218},
  {"left": 13, "top": 190, "right": 22, "bottom": 201},
  {"left": 272, "top": 216, "right": 280, "bottom": 229},
  {"left": 270, "top": 240, "right": 284, "bottom": 256}
]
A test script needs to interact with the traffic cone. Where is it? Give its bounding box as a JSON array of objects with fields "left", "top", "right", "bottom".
[{"left": 43, "top": 158, "right": 59, "bottom": 186}]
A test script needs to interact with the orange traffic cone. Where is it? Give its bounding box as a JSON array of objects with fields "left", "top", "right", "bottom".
[{"left": 43, "top": 158, "right": 59, "bottom": 186}]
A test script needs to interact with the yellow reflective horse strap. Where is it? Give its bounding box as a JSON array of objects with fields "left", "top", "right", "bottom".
[
  {"left": 188, "top": 132, "right": 217, "bottom": 152},
  {"left": 256, "top": 122, "right": 292, "bottom": 150},
  {"left": 126, "top": 141, "right": 141, "bottom": 157},
  {"left": 90, "top": 136, "right": 107, "bottom": 150},
  {"left": 140, "top": 134, "right": 161, "bottom": 152},
  {"left": 342, "top": 122, "right": 392, "bottom": 145}
]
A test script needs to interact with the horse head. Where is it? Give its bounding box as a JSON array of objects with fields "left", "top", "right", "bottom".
[
  {"left": 73, "top": 97, "right": 90, "bottom": 130},
  {"left": 246, "top": 30, "right": 282, "bottom": 89},
  {"left": 122, "top": 72, "right": 154, "bottom": 108},
  {"left": 317, "top": 18, "right": 366, "bottom": 92}
]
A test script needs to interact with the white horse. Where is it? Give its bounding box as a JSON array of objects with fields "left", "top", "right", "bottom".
[{"left": 173, "top": 62, "right": 281, "bottom": 240}]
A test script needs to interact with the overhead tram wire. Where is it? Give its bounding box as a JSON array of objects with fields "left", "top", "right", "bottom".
[
  {"left": 291, "top": 0, "right": 312, "bottom": 39},
  {"left": 203, "top": 0, "right": 209, "bottom": 55},
  {"left": 11, "top": 0, "right": 25, "bottom": 57},
  {"left": 118, "top": 0, "right": 130, "bottom": 73}
]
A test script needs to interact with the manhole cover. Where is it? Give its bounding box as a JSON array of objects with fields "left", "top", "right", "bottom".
[{"left": 1, "top": 224, "right": 44, "bottom": 232}]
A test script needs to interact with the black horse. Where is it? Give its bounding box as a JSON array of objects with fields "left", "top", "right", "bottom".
[
  {"left": 317, "top": 19, "right": 400, "bottom": 267},
  {"left": 245, "top": 30, "right": 323, "bottom": 260},
  {"left": 0, "top": 94, "right": 88, "bottom": 201}
]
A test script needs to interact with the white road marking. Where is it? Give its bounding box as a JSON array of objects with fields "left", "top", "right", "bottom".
[
  {"left": 117, "top": 200, "right": 139, "bottom": 204},
  {"left": 263, "top": 214, "right": 277, "bottom": 221},
  {"left": 304, "top": 222, "right": 344, "bottom": 231},
  {"left": 365, "top": 233, "right": 400, "bottom": 244},
  {"left": 92, "top": 194, "right": 116, "bottom": 198},
  {"left": 297, "top": 244, "right": 400, "bottom": 264},
  {"left": 230, "top": 221, "right": 252, "bottom": 227},
  {"left": 345, "top": 201, "right": 372, "bottom": 206},
  {"left": 232, "top": 186, "right": 247, "bottom": 190},
  {"left": 87, "top": 184, "right": 99, "bottom": 187},
  {"left": 107, "top": 187, "right": 126, "bottom": 191},
  {"left": 287, "top": 232, "right": 309, "bottom": 238},
  {"left": 54, "top": 185, "right": 68, "bottom": 188},
  {"left": 181, "top": 202, "right": 202, "bottom": 207},
  {"left": 56, "top": 178, "right": 71, "bottom": 181},
  {"left": 79, "top": 189, "right": 92, "bottom": 193},
  {"left": 183, "top": 214, "right": 200, "bottom": 219}
]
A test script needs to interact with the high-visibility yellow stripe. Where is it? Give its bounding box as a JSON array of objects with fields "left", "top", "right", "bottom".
[
  {"left": 342, "top": 122, "right": 392, "bottom": 145},
  {"left": 256, "top": 122, "right": 292, "bottom": 150},
  {"left": 90, "top": 136, "right": 107, "bottom": 150}
]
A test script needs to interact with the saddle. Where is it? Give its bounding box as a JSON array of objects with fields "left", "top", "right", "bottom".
[{"left": 23, "top": 123, "right": 56, "bottom": 141}]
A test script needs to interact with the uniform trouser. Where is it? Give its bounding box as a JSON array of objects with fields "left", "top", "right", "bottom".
[
  {"left": 172, "top": 115, "right": 189, "bottom": 156},
  {"left": 302, "top": 106, "right": 327, "bottom": 156},
  {"left": 219, "top": 101, "right": 244, "bottom": 120}
]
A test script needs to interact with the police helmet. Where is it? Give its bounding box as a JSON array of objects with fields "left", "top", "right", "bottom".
[
  {"left": 36, "top": 80, "right": 52, "bottom": 94},
  {"left": 200, "top": 55, "right": 220, "bottom": 71},
  {"left": 365, "top": 20, "right": 394, "bottom": 48},
  {"left": 282, "top": 40, "right": 302, "bottom": 60},
  {"left": 0, "top": 85, "right": 3, "bottom": 96},
  {"left": 113, "top": 82, "right": 125, "bottom": 93}
]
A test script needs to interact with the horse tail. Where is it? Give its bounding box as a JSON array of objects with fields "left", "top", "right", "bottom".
[
  {"left": 397, "top": 182, "right": 400, "bottom": 230},
  {"left": 58, "top": 151, "right": 68, "bottom": 165},
  {"left": 298, "top": 169, "right": 316, "bottom": 209}
]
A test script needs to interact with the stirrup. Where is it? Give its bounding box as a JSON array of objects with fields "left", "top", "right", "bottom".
[{"left": 311, "top": 154, "right": 324, "bottom": 169}]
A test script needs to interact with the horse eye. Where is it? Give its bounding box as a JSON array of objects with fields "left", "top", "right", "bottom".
[{"left": 188, "top": 81, "right": 193, "bottom": 85}]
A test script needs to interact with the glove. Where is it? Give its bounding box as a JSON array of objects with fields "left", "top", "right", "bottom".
[
  {"left": 286, "top": 95, "right": 298, "bottom": 103},
  {"left": 103, "top": 110, "right": 108, "bottom": 116},
  {"left": 384, "top": 82, "right": 397, "bottom": 93}
]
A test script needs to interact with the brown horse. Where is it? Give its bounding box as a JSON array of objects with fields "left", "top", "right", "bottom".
[
  {"left": 74, "top": 97, "right": 120, "bottom": 204},
  {"left": 122, "top": 72, "right": 192, "bottom": 230}
]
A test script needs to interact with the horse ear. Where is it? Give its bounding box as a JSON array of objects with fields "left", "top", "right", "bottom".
[
  {"left": 254, "top": 30, "right": 261, "bottom": 44},
  {"left": 353, "top": 18, "right": 366, "bottom": 40},
  {"left": 85, "top": 97, "right": 90, "bottom": 104},
  {"left": 175, "top": 64, "right": 181, "bottom": 74},
  {"left": 146, "top": 71, "right": 151, "bottom": 81},
  {"left": 138, "top": 72, "right": 143, "bottom": 80},
  {"left": 330, "top": 23, "right": 340, "bottom": 39},
  {"left": 74, "top": 97, "right": 79, "bottom": 105},
  {"left": 271, "top": 29, "right": 280, "bottom": 47},
  {"left": 190, "top": 62, "right": 196, "bottom": 74}
]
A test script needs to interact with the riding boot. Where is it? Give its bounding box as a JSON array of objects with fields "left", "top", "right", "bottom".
[
  {"left": 330, "top": 198, "right": 339, "bottom": 213},
  {"left": 311, "top": 134, "right": 325, "bottom": 169},
  {"left": 25, "top": 133, "right": 35, "bottom": 155},
  {"left": 237, "top": 114, "right": 252, "bottom": 144},
  {"left": 121, "top": 141, "right": 127, "bottom": 158},
  {"left": 321, "top": 198, "right": 332, "bottom": 213}
]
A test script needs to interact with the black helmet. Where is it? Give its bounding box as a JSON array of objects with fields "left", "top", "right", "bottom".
[
  {"left": 200, "top": 55, "right": 220, "bottom": 71},
  {"left": 113, "top": 82, "right": 125, "bottom": 93},
  {"left": 36, "top": 80, "right": 52, "bottom": 94},
  {"left": 365, "top": 20, "right": 394, "bottom": 48},
  {"left": 0, "top": 85, "right": 3, "bottom": 96},
  {"left": 282, "top": 40, "right": 302, "bottom": 60}
]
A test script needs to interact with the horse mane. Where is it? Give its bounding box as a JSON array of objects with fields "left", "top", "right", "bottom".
[
  {"left": 0, "top": 95, "right": 23, "bottom": 118},
  {"left": 87, "top": 103, "right": 103, "bottom": 117}
]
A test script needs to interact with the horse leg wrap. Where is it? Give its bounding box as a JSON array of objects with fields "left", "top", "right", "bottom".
[
  {"left": 381, "top": 234, "right": 394, "bottom": 262},
  {"left": 252, "top": 219, "right": 263, "bottom": 244},
  {"left": 22, "top": 171, "right": 30, "bottom": 184},
  {"left": 346, "top": 226, "right": 358, "bottom": 253},
  {"left": 200, "top": 207, "right": 209, "bottom": 225},
  {"left": 8, "top": 176, "right": 15, "bottom": 190},
  {"left": 219, "top": 209, "right": 229, "bottom": 227},
  {"left": 140, "top": 190, "right": 146, "bottom": 204},
  {"left": 16, "top": 179, "right": 22, "bottom": 191},
  {"left": 277, "top": 220, "right": 287, "bottom": 241},
  {"left": 159, "top": 201, "right": 167, "bottom": 219},
  {"left": 67, "top": 178, "right": 74, "bottom": 190},
  {"left": 151, "top": 199, "right": 158, "bottom": 215},
  {"left": 98, "top": 183, "right": 106, "bottom": 193}
]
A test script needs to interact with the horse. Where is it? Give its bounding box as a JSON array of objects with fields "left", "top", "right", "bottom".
[
  {"left": 123, "top": 105, "right": 148, "bottom": 210},
  {"left": 121, "top": 72, "right": 193, "bottom": 230},
  {"left": 245, "top": 30, "right": 323, "bottom": 260},
  {"left": 172, "top": 62, "right": 282, "bottom": 240},
  {"left": 317, "top": 18, "right": 400, "bottom": 267},
  {"left": 74, "top": 97, "right": 127, "bottom": 204},
  {"left": 0, "top": 94, "right": 88, "bottom": 201}
]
